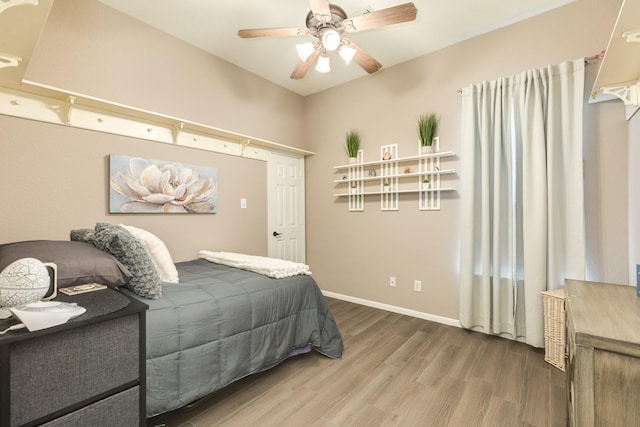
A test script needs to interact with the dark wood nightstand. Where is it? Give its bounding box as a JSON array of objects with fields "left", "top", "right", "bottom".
[{"left": 0, "top": 288, "right": 147, "bottom": 427}]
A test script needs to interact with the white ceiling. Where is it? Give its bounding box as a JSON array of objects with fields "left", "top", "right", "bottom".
[{"left": 98, "top": 0, "right": 574, "bottom": 96}]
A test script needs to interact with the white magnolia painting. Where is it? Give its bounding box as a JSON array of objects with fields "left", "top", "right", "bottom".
[{"left": 110, "top": 154, "right": 218, "bottom": 214}]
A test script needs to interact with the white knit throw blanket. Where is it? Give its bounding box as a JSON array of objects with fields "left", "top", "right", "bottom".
[{"left": 198, "top": 250, "right": 311, "bottom": 279}]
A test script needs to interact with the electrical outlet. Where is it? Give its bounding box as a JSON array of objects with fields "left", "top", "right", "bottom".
[
  {"left": 389, "top": 276, "right": 396, "bottom": 287},
  {"left": 414, "top": 280, "right": 422, "bottom": 292}
]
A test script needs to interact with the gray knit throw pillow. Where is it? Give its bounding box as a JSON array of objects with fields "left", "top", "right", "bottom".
[
  {"left": 70, "top": 228, "right": 95, "bottom": 244},
  {"left": 93, "top": 223, "right": 162, "bottom": 299}
]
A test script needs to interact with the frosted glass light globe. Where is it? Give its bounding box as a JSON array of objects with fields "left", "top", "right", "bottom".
[{"left": 320, "top": 28, "right": 340, "bottom": 51}]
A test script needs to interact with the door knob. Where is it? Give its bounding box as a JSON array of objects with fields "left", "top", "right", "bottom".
[{"left": 273, "top": 231, "right": 282, "bottom": 237}]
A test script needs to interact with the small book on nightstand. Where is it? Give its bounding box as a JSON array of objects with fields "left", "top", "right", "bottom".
[{"left": 59, "top": 283, "right": 107, "bottom": 296}]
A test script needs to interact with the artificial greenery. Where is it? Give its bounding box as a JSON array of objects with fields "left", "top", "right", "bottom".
[
  {"left": 418, "top": 113, "right": 439, "bottom": 147},
  {"left": 345, "top": 130, "right": 361, "bottom": 158}
]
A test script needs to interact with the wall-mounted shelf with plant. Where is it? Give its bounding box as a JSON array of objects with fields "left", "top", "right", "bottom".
[
  {"left": 345, "top": 130, "right": 361, "bottom": 164},
  {"left": 418, "top": 112, "right": 439, "bottom": 154},
  {"left": 333, "top": 139, "right": 456, "bottom": 211},
  {"left": 341, "top": 130, "right": 364, "bottom": 211}
]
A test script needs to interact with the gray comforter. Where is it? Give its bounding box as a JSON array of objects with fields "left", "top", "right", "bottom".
[{"left": 125, "top": 259, "right": 343, "bottom": 418}]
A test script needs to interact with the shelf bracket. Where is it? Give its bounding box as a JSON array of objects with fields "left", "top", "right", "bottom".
[
  {"left": 0, "top": 52, "right": 21, "bottom": 70},
  {"left": 0, "top": 0, "right": 38, "bottom": 15},
  {"left": 622, "top": 28, "right": 640, "bottom": 43},
  {"left": 64, "top": 95, "right": 75, "bottom": 124},
  {"left": 601, "top": 81, "right": 639, "bottom": 106},
  {"left": 241, "top": 138, "right": 251, "bottom": 156},
  {"left": 172, "top": 122, "right": 183, "bottom": 144}
]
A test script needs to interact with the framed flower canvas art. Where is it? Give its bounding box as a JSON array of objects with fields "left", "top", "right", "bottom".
[{"left": 109, "top": 154, "right": 218, "bottom": 214}]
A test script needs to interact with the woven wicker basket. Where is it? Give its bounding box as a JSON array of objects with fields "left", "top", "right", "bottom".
[{"left": 541, "top": 288, "right": 566, "bottom": 371}]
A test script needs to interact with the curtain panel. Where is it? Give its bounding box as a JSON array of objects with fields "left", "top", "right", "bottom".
[{"left": 459, "top": 59, "right": 586, "bottom": 347}]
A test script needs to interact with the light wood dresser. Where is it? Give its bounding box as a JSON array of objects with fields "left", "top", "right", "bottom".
[{"left": 565, "top": 279, "right": 640, "bottom": 426}]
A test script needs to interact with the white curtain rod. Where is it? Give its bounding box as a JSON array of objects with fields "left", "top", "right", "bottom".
[
  {"left": 584, "top": 50, "right": 606, "bottom": 64},
  {"left": 457, "top": 51, "right": 606, "bottom": 95}
]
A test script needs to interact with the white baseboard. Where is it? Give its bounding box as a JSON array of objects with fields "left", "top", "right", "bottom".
[{"left": 322, "top": 291, "right": 462, "bottom": 328}]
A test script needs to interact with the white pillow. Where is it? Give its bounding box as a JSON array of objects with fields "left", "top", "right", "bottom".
[{"left": 119, "top": 225, "right": 179, "bottom": 283}]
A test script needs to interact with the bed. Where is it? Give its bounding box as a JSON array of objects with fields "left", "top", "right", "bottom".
[
  {"left": 123, "top": 258, "right": 343, "bottom": 417},
  {"left": 0, "top": 224, "right": 343, "bottom": 419}
]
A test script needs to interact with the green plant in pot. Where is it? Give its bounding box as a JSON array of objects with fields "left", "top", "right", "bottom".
[
  {"left": 418, "top": 113, "right": 439, "bottom": 154},
  {"left": 345, "top": 130, "right": 361, "bottom": 164}
]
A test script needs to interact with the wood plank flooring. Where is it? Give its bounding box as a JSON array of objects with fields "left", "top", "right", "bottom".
[{"left": 148, "top": 298, "right": 566, "bottom": 427}]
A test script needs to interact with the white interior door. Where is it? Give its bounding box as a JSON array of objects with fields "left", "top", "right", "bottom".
[{"left": 268, "top": 152, "right": 306, "bottom": 262}]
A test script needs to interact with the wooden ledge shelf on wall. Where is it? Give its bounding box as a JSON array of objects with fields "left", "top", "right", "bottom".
[
  {"left": 333, "top": 187, "right": 457, "bottom": 197},
  {"left": 589, "top": 0, "right": 640, "bottom": 120},
  {"left": 0, "top": 82, "right": 315, "bottom": 161},
  {"left": 0, "top": 0, "right": 38, "bottom": 15},
  {"left": 333, "top": 151, "right": 456, "bottom": 169}
]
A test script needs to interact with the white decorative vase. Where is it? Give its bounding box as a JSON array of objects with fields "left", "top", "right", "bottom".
[
  {"left": 421, "top": 145, "right": 433, "bottom": 155},
  {"left": 348, "top": 157, "right": 357, "bottom": 164},
  {"left": 0, "top": 258, "right": 57, "bottom": 311},
  {"left": 383, "top": 185, "right": 391, "bottom": 192},
  {"left": 422, "top": 181, "right": 430, "bottom": 190}
]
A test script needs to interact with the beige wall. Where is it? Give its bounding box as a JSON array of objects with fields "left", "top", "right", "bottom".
[
  {"left": 584, "top": 64, "right": 629, "bottom": 283},
  {"left": 23, "top": 0, "right": 306, "bottom": 149},
  {"left": 304, "top": 0, "right": 628, "bottom": 320},
  {"left": 0, "top": 0, "right": 633, "bottom": 322},
  {"left": 0, "top": 0, "right": 307, "bottom": 263},
  {"left": 0, "top": 115, "right": 267, "bottom": 262}
]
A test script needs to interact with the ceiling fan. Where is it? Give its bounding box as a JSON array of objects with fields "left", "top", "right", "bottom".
[{"left": 237, "top": 1, "right": 418, "bottom": 80}]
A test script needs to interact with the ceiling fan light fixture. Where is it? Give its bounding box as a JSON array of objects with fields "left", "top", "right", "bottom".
[
  {"left": 338, "top": 42, "right": 357, "bottom": 65},
  {"left": 320, "top": 28, "right": 341, "bottom": 51},
  {"left": 315, "top": 52, "right": 331, "bottom": 73},
  {"left": 296, "top": 41, "right": 316, "bottom": 61},
  {"left": 238, "top": 1, "right": 418, "bottom": 80}
]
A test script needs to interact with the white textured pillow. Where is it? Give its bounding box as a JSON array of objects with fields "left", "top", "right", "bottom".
[{"left": 119, "top": 225, "right": 179, "bottom": 283}]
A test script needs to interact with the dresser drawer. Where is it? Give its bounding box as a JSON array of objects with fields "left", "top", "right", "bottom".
[
  {"left": 40, "top": 386, "right": 139, "bottom": 427},
  {"left": 9, "top": 314, "right": 139, "bottom": 426}
]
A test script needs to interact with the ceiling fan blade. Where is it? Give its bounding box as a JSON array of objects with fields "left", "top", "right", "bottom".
[
  {"left": 343, "top": 2, "right": 418, "bottom": 33},
  {"left": 309, "top": 0, "right": 332, "bottom": 21},
  {"left": 344, "top": 39, "right": 382, "bottom": 74},
  {"left": 290, "top": 48, "right": 321, "bottom": 80},
  {"left": 238, "top": 27, "right": 309, "bottom": 39}
]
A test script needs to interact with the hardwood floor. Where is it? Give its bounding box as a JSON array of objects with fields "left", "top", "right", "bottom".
[{"left": 148, "top": 298, "right": 566, "bottom": 427}]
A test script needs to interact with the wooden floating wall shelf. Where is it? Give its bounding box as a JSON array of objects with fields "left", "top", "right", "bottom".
[{"left": 333, "top": 138, "right": 456, "bottom": 212}]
